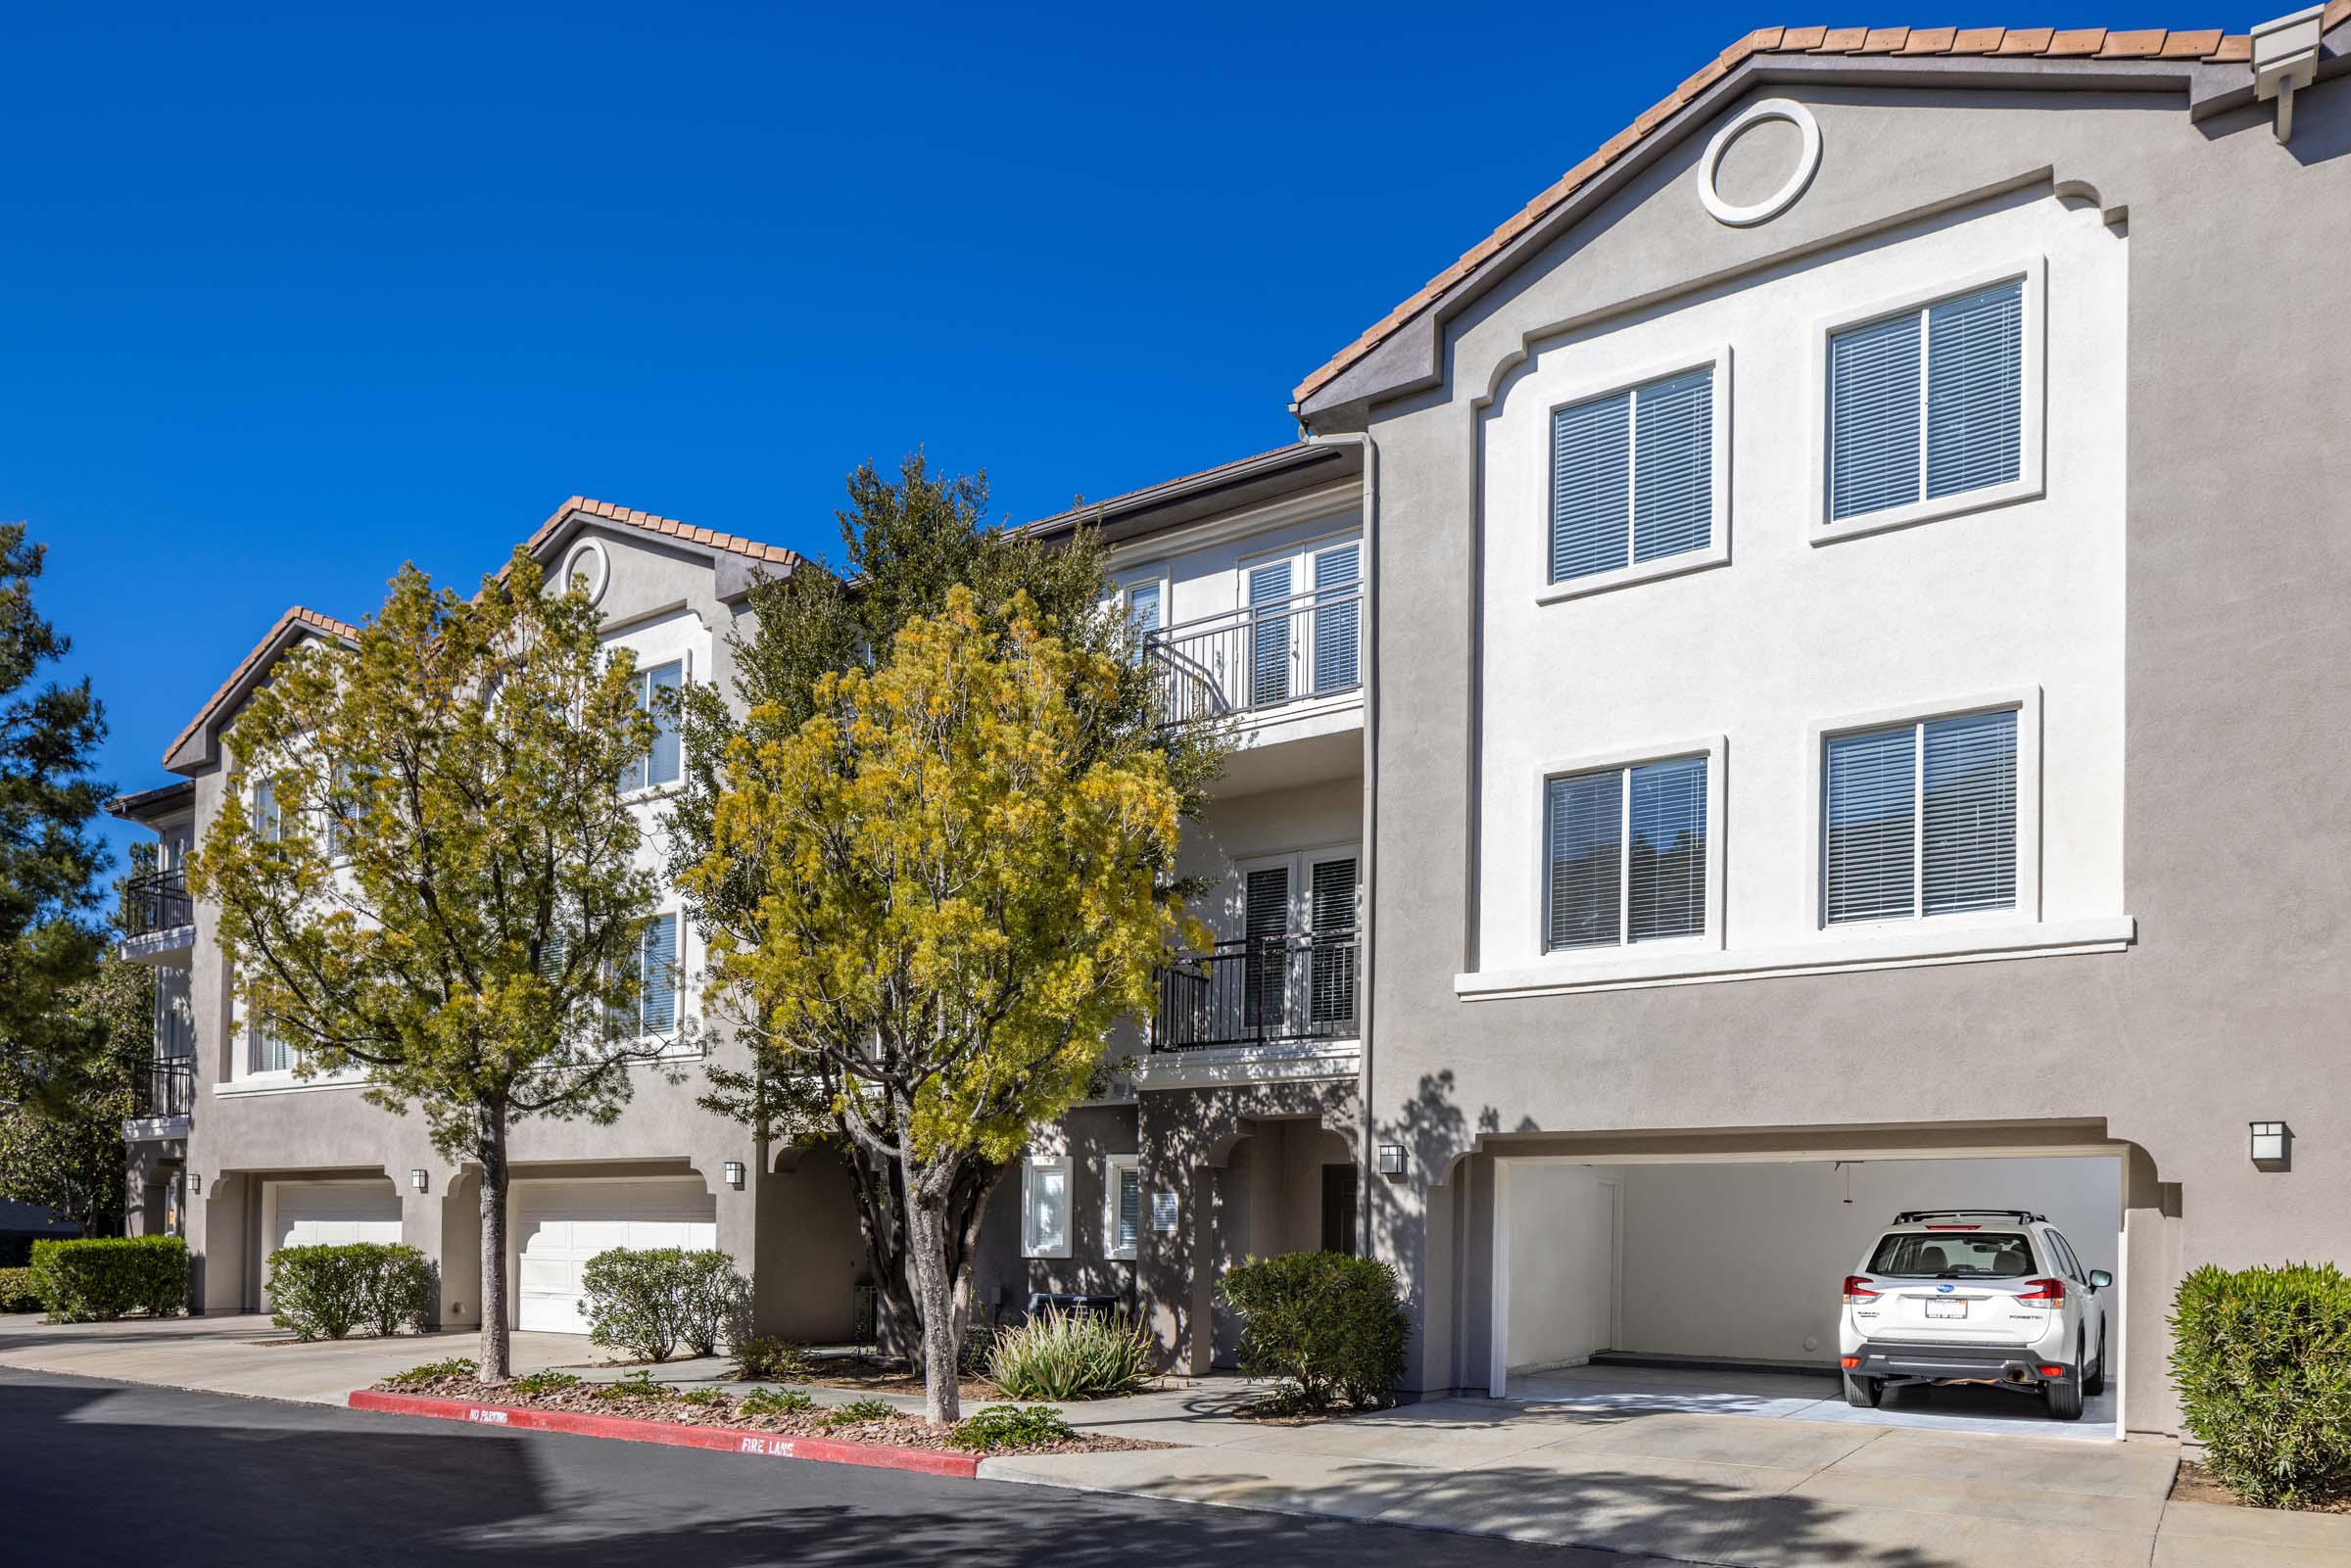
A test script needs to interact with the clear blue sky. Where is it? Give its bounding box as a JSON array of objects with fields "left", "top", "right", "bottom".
[{"left": 7, "top": 3, "right": 2244, "bottom": 870}]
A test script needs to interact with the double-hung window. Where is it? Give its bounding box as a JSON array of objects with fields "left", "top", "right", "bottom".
[
  {"left": 1822, "top": 708, "right": 2017, "bottom": 925},
  {"left": 621, "top": 660, "right": 684, "bottom": 792},
  {"left": 1544, "top": 754, "right": 1709, "bottom": 951},
  {"left": 1104, "top": 1155, "right": 1141, "bottom": 1261},
  {"left": 1022, "top": 1153, "right": 1072, "bottom": 1259},
  {"left": 637, "top": 912, "right": 679, "bottom": 1035},
  {"left": 1548, "top": 359, "right": 1722, "bottom": 594},
  {"left": 1823, "top": 268, "right": 2038, "bottom": 534},
  {"left": 247, "top": 1020, "right": 294, "bottom": 1075},
  {"left": 254, "top": 779, "right": 282, "bottom": 842}
]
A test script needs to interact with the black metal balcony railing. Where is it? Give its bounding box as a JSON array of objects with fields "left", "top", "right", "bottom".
[
  {"left": 1153, "top": 929, "right": 1359, "bottom": 1051},
  {"left": 132, "top": 1059, "right": 195, "bottom": 1121},
  {"left": 1144, "top": 583, "right": 1363, "bottom": 727},
  {"left": 122, "top": 868, "right": 194, "bottom": 937}
]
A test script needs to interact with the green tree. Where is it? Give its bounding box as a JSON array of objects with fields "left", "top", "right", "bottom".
[
  {"left": 0, "top": 945, "right": 150, "bottom": 1235},
  {"left": 0, "top": 523, "right": 117, "bottom": 1231},
  {"left": 670, "top": 457, "right": 1223, "bottom": 1410},
  {"left": 187, "top": 551, "right": 667, "bottom": 1378}
]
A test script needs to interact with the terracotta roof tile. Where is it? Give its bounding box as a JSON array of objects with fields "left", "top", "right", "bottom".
[
  {"left": 1291, "top": 20, "right": 2250, "bottom": 407},
  {"left": 163, "top": 605, "right": 360, "bottom": 766},
  {"left": 515, "top": 496, "right": 806, "bottom": 573}
]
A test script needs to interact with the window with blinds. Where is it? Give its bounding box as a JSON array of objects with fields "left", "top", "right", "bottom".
[
  {"left": 1545, "top": 755, "right": 1708, "bottom": 951},
  {"left": 639, "top": 913, "right": 679, "bottom": 1033},
  {"left": 1551, "top": 365, "right": 1715, "bottom": 585},
  {"left": 1108, "top": 1158, "right": 1141, "bottom": 1259},
  {"left": 622, "top": 660, "right": 684, "bottom": 792},
  {"left": 1828, "top": 278, "right": 2024, "bottom": 523},
  {"left": 1823, "top": 709, "right": 2017, "bottom": 925}
]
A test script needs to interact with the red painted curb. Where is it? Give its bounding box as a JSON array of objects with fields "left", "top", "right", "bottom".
[{"left": 347, "top": 1389, "right": 981, "bottom": 1479}]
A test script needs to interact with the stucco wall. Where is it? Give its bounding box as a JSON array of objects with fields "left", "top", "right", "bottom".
[{"left": 1336, "top": 71, "right": 2351, "bottom": 1435}]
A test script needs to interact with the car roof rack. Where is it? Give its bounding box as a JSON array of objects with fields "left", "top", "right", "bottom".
[{"left": 1894, "top": 1209, "right": 2047, "bottom": 1224}]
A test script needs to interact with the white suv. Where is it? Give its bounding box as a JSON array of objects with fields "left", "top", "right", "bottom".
[{"left": 1839, "top": 1210, "right": 2111, "bottom": 1420}]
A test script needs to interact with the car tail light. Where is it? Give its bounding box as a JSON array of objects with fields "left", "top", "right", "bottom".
[
  {"left": 1840, "top": 1355, "right": 1861, "bottom": 1369},
  {"left": 2016, "top": 1277, "right": 2068, "bottom": 1305},
  {"left": 1923, "top": 1224, "right": 1981, "bottom": 1231},
  {"left": 2038, "top": 1364, "right": 2066, "bottom": 1379},
  {"left": 1843, "top": 1275, "right": 1880, "bottom": 1303}
]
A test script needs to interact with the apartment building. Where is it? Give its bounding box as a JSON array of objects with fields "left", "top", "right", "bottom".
[
  {"left": 111, "top": 12, "right": 2349, "bottom": 1441},
  {"left": 1284, "top": 15, "right": 2350, "bottom": 1439}
]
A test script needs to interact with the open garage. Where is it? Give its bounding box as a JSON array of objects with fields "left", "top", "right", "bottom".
[{"left": 1491, "top": 1153, "right": 2122, "bottom": 1438}]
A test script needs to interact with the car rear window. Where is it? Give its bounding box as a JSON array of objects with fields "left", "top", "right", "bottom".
[{"left": 1867, "top": 1231, "right": 2036, "bottom": 1278}]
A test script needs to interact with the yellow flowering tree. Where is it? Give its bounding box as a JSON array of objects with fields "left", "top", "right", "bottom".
[
  {"left": 187, "top": 552, "right": 664, "bottom": 1379},
  {"left": 691, "top": 586, "right": 1193, "bottom": 1421}
]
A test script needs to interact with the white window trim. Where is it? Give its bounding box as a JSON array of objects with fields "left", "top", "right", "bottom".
[
  {"left": 1808, "top": 257, "right": 2046, "bottom": 546},
  {"left": 1531, "top": 736, "right": 1727, "bottom": 964},
  {"left": 1111, "top": 563, "right": 1170, "bottom": 623},
  {"left": 1233, "top": 530, "right": 1367, "bottom": 708},
  {"left": 1803, "top": 687, "right": 2043, "bottom": 933},
  {"left": 1535, "top": 346, "right": 1733, "bottom": 604},
  {"left": 1022, "top": 1153, "right": 1073, "bottom": 1259},
  {"left": 618, "top": 650, "right": 691, "bottom": 800},
  {"left": 1103, "top": 1154, "right": 1141, "bottom": 1261}
]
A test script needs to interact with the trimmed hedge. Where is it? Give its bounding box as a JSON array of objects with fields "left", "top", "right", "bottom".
[
  {"left": 29, "top": 1236, "right": 189, "bottom": 1322},
  {"left": 581, "top": 1248, "right": 750, "bottom": 1363},
  {"left": 0, "top": 1265, "right": 40, "bottom": 1313},
  {"left": 268, "top": 1243, "right": 434, "bottom": 1341},
  {"left": 1218, "top": 1251, "right": 1410, "bottom": 1412},
  {"left": 2172, "top": 1261, "right": 2351, "bottom": 1507}
]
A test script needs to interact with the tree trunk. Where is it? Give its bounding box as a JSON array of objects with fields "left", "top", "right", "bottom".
[
  {"left": 476, "top": 1108, "right": 511, "bottom": 1381},
  {"left": 902, "top": 1168, "right": 963, "bottom": 1425}
]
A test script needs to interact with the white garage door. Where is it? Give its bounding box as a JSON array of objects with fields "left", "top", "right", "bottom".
[
  {"left": 264, "top": 1180, "right": 404, "bottom": 1307},
  {"left": 513, "top": 1178, "right": 718, "bottom": 1335}
]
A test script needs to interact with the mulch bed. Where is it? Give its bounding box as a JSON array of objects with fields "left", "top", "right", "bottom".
[
  {"left": 375, "top": 1372, "right": 1164, "bottom": 1457},
  {"left": 2171, "top": 1460, "right": 2351, "bottom": 1514},
  {"left": 778, "top": 1357, "right": 1006, "bottom": 1403}
]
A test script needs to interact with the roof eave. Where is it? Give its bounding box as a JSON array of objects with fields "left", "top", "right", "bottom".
[
  {"left": 1292, "top": 48, "right": 2234, "bottom": 428},
  {"left": 1020, "top": 442, "right": 1365, "bottom": 546}
]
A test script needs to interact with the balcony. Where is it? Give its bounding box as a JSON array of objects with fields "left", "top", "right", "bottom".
[
  {"left": 1146, "top": 583, "right": 1363, "bottom": 728},
  {"left": 1152, "top": 928, "right": 1359, "bottom": 1052},
  {"left": 120, "top": 869, "right": 194, "bottom": 963},
  {"left": 126, "top": 1059, "right": 194, "bottom": 1139}
]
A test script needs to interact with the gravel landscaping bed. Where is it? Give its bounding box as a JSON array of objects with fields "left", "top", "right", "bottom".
[{"left": 374, "top": 1371, "right": 1166, "bottom": 1457}]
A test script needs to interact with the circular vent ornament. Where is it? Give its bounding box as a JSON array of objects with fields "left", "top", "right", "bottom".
[
  {"left": 561, "top": 538, "right": 611, "bottom": 606},
  {"left": 1696, "top": 98, "right": 1821, "bottom": 227}
]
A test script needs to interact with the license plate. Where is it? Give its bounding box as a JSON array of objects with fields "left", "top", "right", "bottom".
[{"left": 1925, "top": 1300, "right": 1968, "bottom": 1319}]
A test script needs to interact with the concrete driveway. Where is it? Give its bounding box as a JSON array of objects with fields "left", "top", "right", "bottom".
[{"left": 0, "top": 1310, "right": 601, "bottom": 1405}]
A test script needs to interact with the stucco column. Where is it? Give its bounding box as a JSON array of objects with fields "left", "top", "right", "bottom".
[
  {"left": 713, "top": 1167, "right": 759, "bottom": 1307},
  {"left": 399, "top": 1173, "right": 451, "bottom": 1330},
  {"left": 191, "top": 1172, "right": 248, "bottom": 1314},
  {"left": 2120, "top": 1147, "right": 2183, "bottom": 1439}
]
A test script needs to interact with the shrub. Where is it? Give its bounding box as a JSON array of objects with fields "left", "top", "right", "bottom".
[
  {"left": 505, "top": 1369, "right": 583, "bottom": 1397},
  {"left": 0, "top": 1266, "right": 39, "bottom": 1313},
  {"left": 944, "top": 1403, "right": 1077, "bottom": 1453},
  {"left": 384, "top": 1356, "right": 478, "bottom": 1388},
  {"left": 267, "top": 1243, "right": 433, "bottom": 1341},
  {"left": 580, "top": 1247, "right": 751, "bottom": 1363},
  {"left": 595, "top": 1368, "right": 669, "bottom": 1400},
  {"left": 677, "top": 1386, "right": 728, "bottom": 1407},
  {"left": 29, "top": 1237, "right": 188, "bottom": 1322},
  {"left": 820, "top": 1397, "right": 896, "bottom": 1428},
  {"left": 740, "top": 1386, "right": 815, "bottom": 1416},
  {"left": 986, "top": 1306, "right": 1156, "bottom": 1401},
  {"left": 1218, "top": 1252, "right": 1410, "bottom": 1413},
  {"left": 731, "top": 1335, "right": 809, "bottom": 1381},
  {"left": 2172, "top": 1261, "right": 2351, "bottom": 1507}
]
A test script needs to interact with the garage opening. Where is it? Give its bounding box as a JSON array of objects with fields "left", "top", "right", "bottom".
[
  {"left": 262, "top": 1176, "right": 403, "bottom": 1307},
  {"left": 1493, "top": 1153, "right": 2122, "bottom": 1438},
  {"left": 510, "top": 1175, "right": 717, "bottom": 1334}
]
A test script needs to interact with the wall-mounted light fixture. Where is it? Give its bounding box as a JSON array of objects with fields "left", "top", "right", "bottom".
[
  {"left": 1375, "top": 1144, "right": 1408, "bottom": 1177},
  {"left": 2250, "top": 1121, "right": 2291, "bottom": 1167},
  {"left": 409, "top": 1168, "right": 429, "bottom": 1194},
  {"left": 189, "top": 1172, "right": 202, "bottom": 1196},
  {"left": 723, "top": 1161, "right": 745, "bottom": 1191}
]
